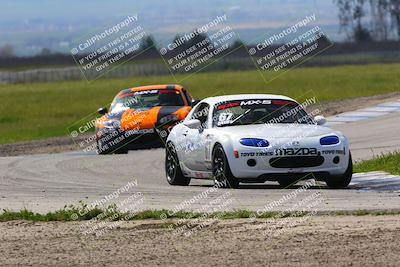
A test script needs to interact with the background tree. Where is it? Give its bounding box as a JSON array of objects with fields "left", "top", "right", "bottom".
[
  {"left": 0, "top": 44, "right": 15, "bottom": 58},
  {"left": 231, "top": 39, "right": 245, "bottom": 49},
  {"left": 335, "top": 0, "right": 372, "bottom": 42},
  {"left": 40, "top": 48, "right": 52, "bottom": 56},
  {"left": 139, "top": 35, "right": 157, "bottom": 53},
  {"left": 335, "top": 0, "right": 400, "bottom": 41},
  {"left": 169, "top": 31, "right": 210, "bottom": 56}
]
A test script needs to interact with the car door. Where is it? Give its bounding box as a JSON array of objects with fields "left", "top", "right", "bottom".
[
  {"left": 188, "top": 103, "right": 210, "bottom": 171},
  {"left": 184, "top": 103, "right": 210, "bottom": 171}
]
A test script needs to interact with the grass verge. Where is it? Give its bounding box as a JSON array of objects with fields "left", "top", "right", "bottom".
[
  {"left": 1, "top": 204, "right": 400, "bottom": 222},
  {"left": 0, "top": 205, "right": 276, "bottom": 222},
  {"left": 1, "top": 63, "right": 400, "bottom": 144},
  {"left": 354, "top": 152, "right": 400, "bottom": 176}
]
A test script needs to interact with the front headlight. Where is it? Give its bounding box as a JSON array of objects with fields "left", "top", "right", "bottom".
[
  {"left": 320, "top": 135, "right": 339, "bottom": 145},
  {"left": 104, "top": 120, "right": 121, "bottom": 129},
  {"left": 239, "top": 138, "right": 269, "bottom": 147}
]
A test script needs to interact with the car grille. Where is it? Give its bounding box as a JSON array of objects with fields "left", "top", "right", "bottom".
[{"left": 269, "top": 156, "right": 324, "bottom": 168}]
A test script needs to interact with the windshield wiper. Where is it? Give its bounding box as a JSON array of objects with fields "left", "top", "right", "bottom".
[
  {"left": 230, "top": 109, "right": 251, "bottom": 124},
  {"left": 218, "top": 121, "right": 259, "bottom": 127}
]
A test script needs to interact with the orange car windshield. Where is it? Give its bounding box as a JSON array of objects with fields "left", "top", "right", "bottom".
[{"left": 111, "top": 89, "right": 184, "bottom": 111}]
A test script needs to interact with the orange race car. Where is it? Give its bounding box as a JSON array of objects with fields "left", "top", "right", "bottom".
[{"left": 95, "top": 84, "right": 197, "bottom": 154}]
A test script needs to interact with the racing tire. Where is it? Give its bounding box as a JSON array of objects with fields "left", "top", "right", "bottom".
[
  {"left": 212, "top": 144, "right": 240, "bottom": 189},
  {"left": 114, "top": 149, "right": 128, "bottom": 154},
  {"left": 326, "top": 152, "right": 353, "bottom": 189},
  {"left": 165, "top": 143, "right": 191, "bottom": 186},
  {"left": 96, "top": 138, "right": 111, "bottom": 155}
]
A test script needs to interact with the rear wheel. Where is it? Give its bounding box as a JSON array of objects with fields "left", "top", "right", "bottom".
[
  {"left": 165, "top": 143, "right": 190, "bottom": 186},
  {"left": 212, "top": 144, "right": 239, "bottom": 188},
  {"left": 326, "top": 152, "right": 353, "bottom": 189}
]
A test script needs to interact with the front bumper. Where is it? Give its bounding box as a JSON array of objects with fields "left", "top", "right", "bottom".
[
  {"left": 227, "top": 141, "right": 349, "bottom": 180},
  {"left": 96, "top": 128, "right": 164, "bottom": 152}
]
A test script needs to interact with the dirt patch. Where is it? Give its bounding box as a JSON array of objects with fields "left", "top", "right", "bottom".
[
  {"left": 1, "top": 92, "right": 399, "bottom": 157},
  {"left": 0, "top": 215, "right": 399, "bottom": 266},
  {"left": 0, "top": 134, "right": 91, "bottom": 157}
]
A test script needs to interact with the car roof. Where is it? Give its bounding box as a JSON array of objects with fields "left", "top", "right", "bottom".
[
  {"left": 117, "top": 84, "right": 184, "bottom": 95},
  {"left": 202, "top": 94, "right": 296, "bottom": 106},
  {"left": 129, "top": 84, "right": 183, "bottom": 92}
]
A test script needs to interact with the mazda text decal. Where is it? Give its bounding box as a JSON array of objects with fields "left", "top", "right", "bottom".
[
  {"left": 275, "top": 147, "right": 318, "bottom": 156},
  {"left": 240, "top": 147, "right": 319, "bottom": 157}
]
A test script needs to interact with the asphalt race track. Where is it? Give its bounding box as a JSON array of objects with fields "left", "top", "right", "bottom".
[{"left": 1, "top": 112, "right": 400, "bottom": 213}]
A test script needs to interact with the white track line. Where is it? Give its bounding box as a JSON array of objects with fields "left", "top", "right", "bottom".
[
  {"left": 326, "top": 98, "right": 400, "bottom": 125},
  {"left": 350, "top": 172, "right": 400, "bottom": 191},
  {"left": 358, "top": 106, "right": 399, "bottom": 113}
]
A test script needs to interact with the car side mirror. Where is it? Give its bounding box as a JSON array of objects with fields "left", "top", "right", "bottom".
[
  {"left": 191, "top": 99, "right": 200, "bottom": 107},
  {"left": 184, "top": 119, "right": 202, "bottom": 129},
  {"left": 314, "top": 115, "right": 326, "bottom": 125},
  {"left": 98, "top": 107, "right": 108, "bottom": 115}
]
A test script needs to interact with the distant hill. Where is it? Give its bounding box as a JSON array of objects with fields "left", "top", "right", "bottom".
[{"left": 0, "top": 0, "right": 341, "bottom": 56}]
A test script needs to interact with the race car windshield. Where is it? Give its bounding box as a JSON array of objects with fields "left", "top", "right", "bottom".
[
  {"left": 111, "top": 89, "right": 184, "bottom": 111},
  {"left": 213, "top": 99, "right": 313, "bottom": 127}
]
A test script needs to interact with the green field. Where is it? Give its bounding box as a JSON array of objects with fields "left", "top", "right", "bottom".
[
  {"left": 1, "top": 63, "right": 400, "bottom": 144},
  {"left": 354, "top": 152, "right": 400, "bottom": 176}
]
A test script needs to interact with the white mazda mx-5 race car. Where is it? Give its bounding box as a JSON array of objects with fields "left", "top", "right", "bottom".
[{"left": 165, "top": 94, "right": 352, "bottom": 189}]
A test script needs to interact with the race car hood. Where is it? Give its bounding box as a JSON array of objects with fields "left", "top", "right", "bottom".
[
  {"left": 96, "top": 106, "right": 191, "bottom": 130},
  {"left": 213, "top": 124, "right": 339, "bottom": 139}
]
